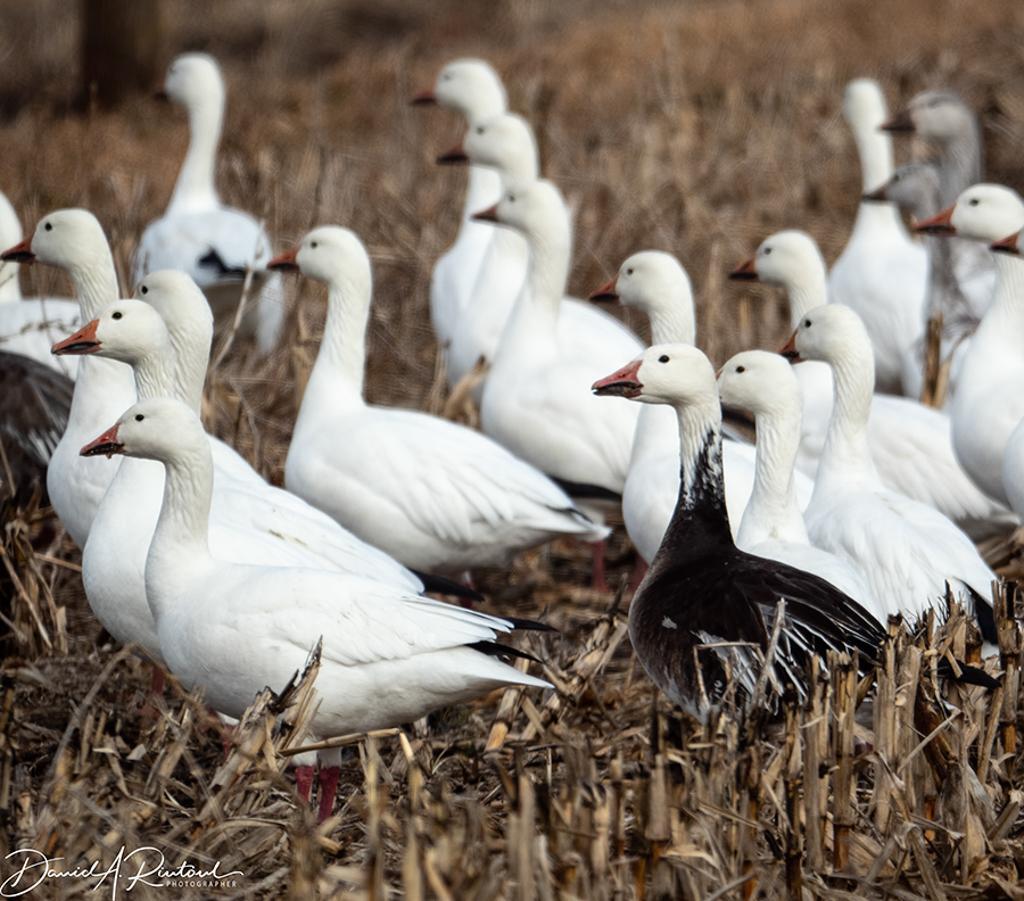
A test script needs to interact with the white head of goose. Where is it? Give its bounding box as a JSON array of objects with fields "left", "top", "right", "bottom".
[{"left": 591, "top": 344, "right": 885, "bottom": 720}]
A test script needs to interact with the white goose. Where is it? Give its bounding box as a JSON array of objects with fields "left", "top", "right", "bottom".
[
  {"left": 0, "top": 190, "right": 80, "bottom": 376},
  {"left": 716, "top": 350, "right": 882, "bottom": 619},
  {"left": 269, "top": 227, "right": 608, "bottom": 574},
  {"left": 0, "top": 209, "right": 134, "bottom": 547},
  {"left": 443, "top": 112, "right": 645, "bottom": 393},
  {"left": 412, "top": 59, "right": 507, "bottom": 353},
  {"left": 53, "top": 290, "right": 426, "bottom": 661},
  {"left": 730, "top": 229, "right": 1014, "bottom": 536},
  {"left": 135, "top": 53, "right": 284, "bottom": 354},
  {"left": 81, "top": 396, "right": 549, "bottom": 821},
  {"left": 913, "top": 185, "right": 1024, "bottom": 507},
  {"left": 474, "top": 180, "right": 642, "bottom": 513},
  {"left": 827, "top": 78, "right": 927, "bottom": 397},
  {"left": 588, "top": 250, "right": 812, "bottom": 561},
  {"left": 783, "top": 303, "right": 997, "bottom": 633}
]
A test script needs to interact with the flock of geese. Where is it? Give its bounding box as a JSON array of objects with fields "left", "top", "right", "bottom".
[{"left": 2, "top": 53, "right": 1023, "bottom": 821}]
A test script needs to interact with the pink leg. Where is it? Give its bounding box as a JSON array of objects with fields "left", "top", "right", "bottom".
[
  {"left": 149, "top": 665, "right": 166, "bottom": 696},
  {"left": 591, "top": 540, "right": 610, "bottom": 592},
  {"left": 295, "top": 765, "right": 315, "bottom": 803},
  {"left": 317, "top": 765, "right": 341, "bottom": 823}
]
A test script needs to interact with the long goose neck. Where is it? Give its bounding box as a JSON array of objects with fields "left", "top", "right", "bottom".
[
  {"left": 148, "top": 445, "right": 214, "bottom": 617},
  {"left": 132, "top": 349, "right": 182, "bottom": 404},
  {"left": 660, "top": 399, "right": 732, "bottom": 552},
  {"left": 743, "top": 402, "right": 805, "bottom": 536},
  {"left": 69, "top": 257, "right": 120, "bottom": 320},
  {"left": 646, "top": 296, "right": 696, "bottom": 346},
  {"left": 169, "top": 92, "right": 223, "bottom": 211},
  {"left": 820, "top": 342, "right": 875, "bottom": 475},
  {"left": 165, "top": 324, "right": 211, "bottom": 414},
  {"left": 938, "top": 128, "right": 982, "bottom": 207},
  {"left": 462, "top": 165, "right": 502, "bottom": 227},
  {"left": 299, "top": 279, "right": 370, "bottom": 428},
  {"left": 0, "top": 260, "right": 20, "bottom": 302},
  {"left": 784, "top": 266, "right": 828, "bottom": 327},
  {"left": 989, "top": 254, "right": 1024, "bottom": 325},
  {"left": 499, "top": 152, "right": 539, "bottom": 187},
  {"left": 520, "top": 224, "right": 571, "bottom": 329}
]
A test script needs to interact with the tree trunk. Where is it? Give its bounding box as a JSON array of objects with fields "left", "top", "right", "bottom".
[{"left": 80, "top": 0, "right": 164, "bottom": 108}]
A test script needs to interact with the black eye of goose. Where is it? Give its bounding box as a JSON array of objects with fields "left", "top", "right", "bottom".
[
  {"left": 658, "top": 354, "right": 670, "bottom": 363},
  {"left": 736, "top": 365, "right": 745, "bottom": 373},
  {"left": 763, "top": 247, "right": 772, "bottom": 255},
  {"left": 968, "top": 198, "right": 980, "bottom": 207},
  {"left": 476, "top": 126, "right": 484, "bottom": 134},
  {"left": 135, "top": 414, "right": 144, "bottom": 422},
  {"left": 112, "top": 311, "right": 123, "bottom": 320},
  {"left": 44, "top": 222, "right": 52, "bottom": 232},
  {"left": 140, "top": 285, "right": 148, "bottom": 295},
  {"left": 804, "top": 319, "right": 812, "bottom": 328},
  {"left": 310, "top": 241, "right": 318, "bottom": 249},
  {"left": 626, "top": 267, "right": 634, "bottom": 276}
]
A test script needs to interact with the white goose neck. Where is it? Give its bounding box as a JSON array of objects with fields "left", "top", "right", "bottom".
[
  {"left": 498, "top": 151, "right": 539, "bottom": 186},
  {"left": 989, "top": 254, "right": 1024, "bottom": 322},
  {"left": 163, "top": 324, "right": 211, "bottom": 414},
  {"left": 461, "top": 166, "right": 502, "bottom": 226},
  {"left": 737, "top": 402, "right": 807, "bottom": 546},
  {"left": 818, "top": 343, "right": 876, "bottom": 483},
  {"left": 524, "top": 222, "right": 572, "bottom": 320},
  {"left": 69, "top": 256, "right": 120, "bottom": 321},
  {"left": 852, "top": 114, "right": 895, "bottom": 193},
  {"left": 132, "top": 349, "right": 183, "bottom": 404},
  {"left": 646, "top": 297, "right": 696, "bottom": 346},
  {"left": 783, "top": 265, "right": 828, "bottom": 327},
  {"left": 169, "top": 91, "right": 223, "bottom": 212},
  {"left": 298, "top": 279, "right": 370, "bottom": 430},
  {"left": 148, "top": 444, "right": 214, "bottom": 618}
]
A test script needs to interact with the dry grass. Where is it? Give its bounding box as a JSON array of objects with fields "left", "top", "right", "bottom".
[{"left": 2, "top": 0, "right": 1024, "bottom": 896}]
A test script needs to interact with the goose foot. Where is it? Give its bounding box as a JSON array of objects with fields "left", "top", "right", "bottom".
[
  {"left": 317, "top": 765, "right": 341, "bottom": 823},
  {"left": 295, "top": 765, "right": 315, "bottom": 804}
]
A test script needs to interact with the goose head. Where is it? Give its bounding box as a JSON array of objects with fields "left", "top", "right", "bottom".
[
  {"left": 729, "top": 230, "right": 825, "bottom": 290},
  {"left": 268, "top": 226, "right": 371, "bottom": 291},
  {"left": 717, "top": 350, "right": 799, "bottom": 417},
  {"left": 862, "top": 162, "right": 939, "bottom": 210},
  {"left": 81, "top": 398, "right": 203, "bottom": 463},
  {"left": 881, "top": 91, "right": 973, "bottom": 142},
  {"left": 1, "top": 209, "right": 109, "bottom": 270},
  {"left": 134, "top": 270, "right": 214, "bottom": 332},
  {"left": 591, "top": 251, "right": 690, "bottom": 309},
  {"left": 470, "top": 179, "right": 568, "bottom": 244},
  {"left": 160, "top": 53, "right": 224, "bottom": 110},
  {"left": 411, "top": 59, "right": 507, "bottom": 124},
  {"left": 52, "top": 299, "right": 168, "bottom": 364},
  {"left": 781, "top": 303, "right": 867, "bottom": 365},
  {"left": 442, "top": 113, "right": 539, "bottom": 182},
  {"left": 914, "top": 184, "right": 1024, "bottom": 243},
  {"left": 592, "top": 344, "right": 716, "bottom": 408}
]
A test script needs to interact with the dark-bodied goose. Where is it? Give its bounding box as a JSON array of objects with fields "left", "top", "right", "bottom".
[{"left": 592, "top": 344, "right": 884, "bottom": 720}]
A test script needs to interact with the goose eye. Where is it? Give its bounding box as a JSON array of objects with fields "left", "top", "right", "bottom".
[
  {"left": 968, "top": 198, "right": 980, "bottom": 207},
  {"left": 112, "top": 311, "right": 123, "bottom": 320},
  {"left": 508, "top": 195, "right": 516, "bottom": 203},
  {"left": 763, "top": 247, "right": 772, "bottom": 255},
  {"left": 44, "top": 222, "right": 52, "bottom": 232},
  {"left": 135, "top": 414, "right": 144, "bottom": 422},
  {"left": 804, "top": 319, "right": 812, "bottom": 328},
  {"left": 658, "top": 354, "right": 670, "bottom": 363},
  {"left": 476, "top": 126, "right": 484, "bottom": 135},
  {"left": 626, "top": 267, "right": 634, "bottom": 276},
  {"left": 140, "top": 285, "right": 148, "bottom": 295},
  {"left": 310, "top": 241, "right": 318, "bottom": 249},
  {"left": 736, "top": 365, "right": 745, "bottom": 373}
]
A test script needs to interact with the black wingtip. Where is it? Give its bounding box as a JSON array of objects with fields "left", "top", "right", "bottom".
[
  {"left": 938, "top": 658, "right": 1001, "bottom": 690},
  {"left": 412, "top": 570, "right": 484, "bottom": 602},
  {"left": 469, "top": 640, "right": 544, "bottom": 665},
  {"left": 503, "top": 615, "right": 558, "bottom": 634},
  {"left": 548, "top": 476, "right": 622, "bottom": 504}
]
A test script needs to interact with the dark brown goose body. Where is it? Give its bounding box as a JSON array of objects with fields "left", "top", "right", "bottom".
[
  {"left": 629, "top": 420, "right": 885, "bottom": 720},
  {"left": 0, "top": 350, "right": 73, "bottom": 516}
]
